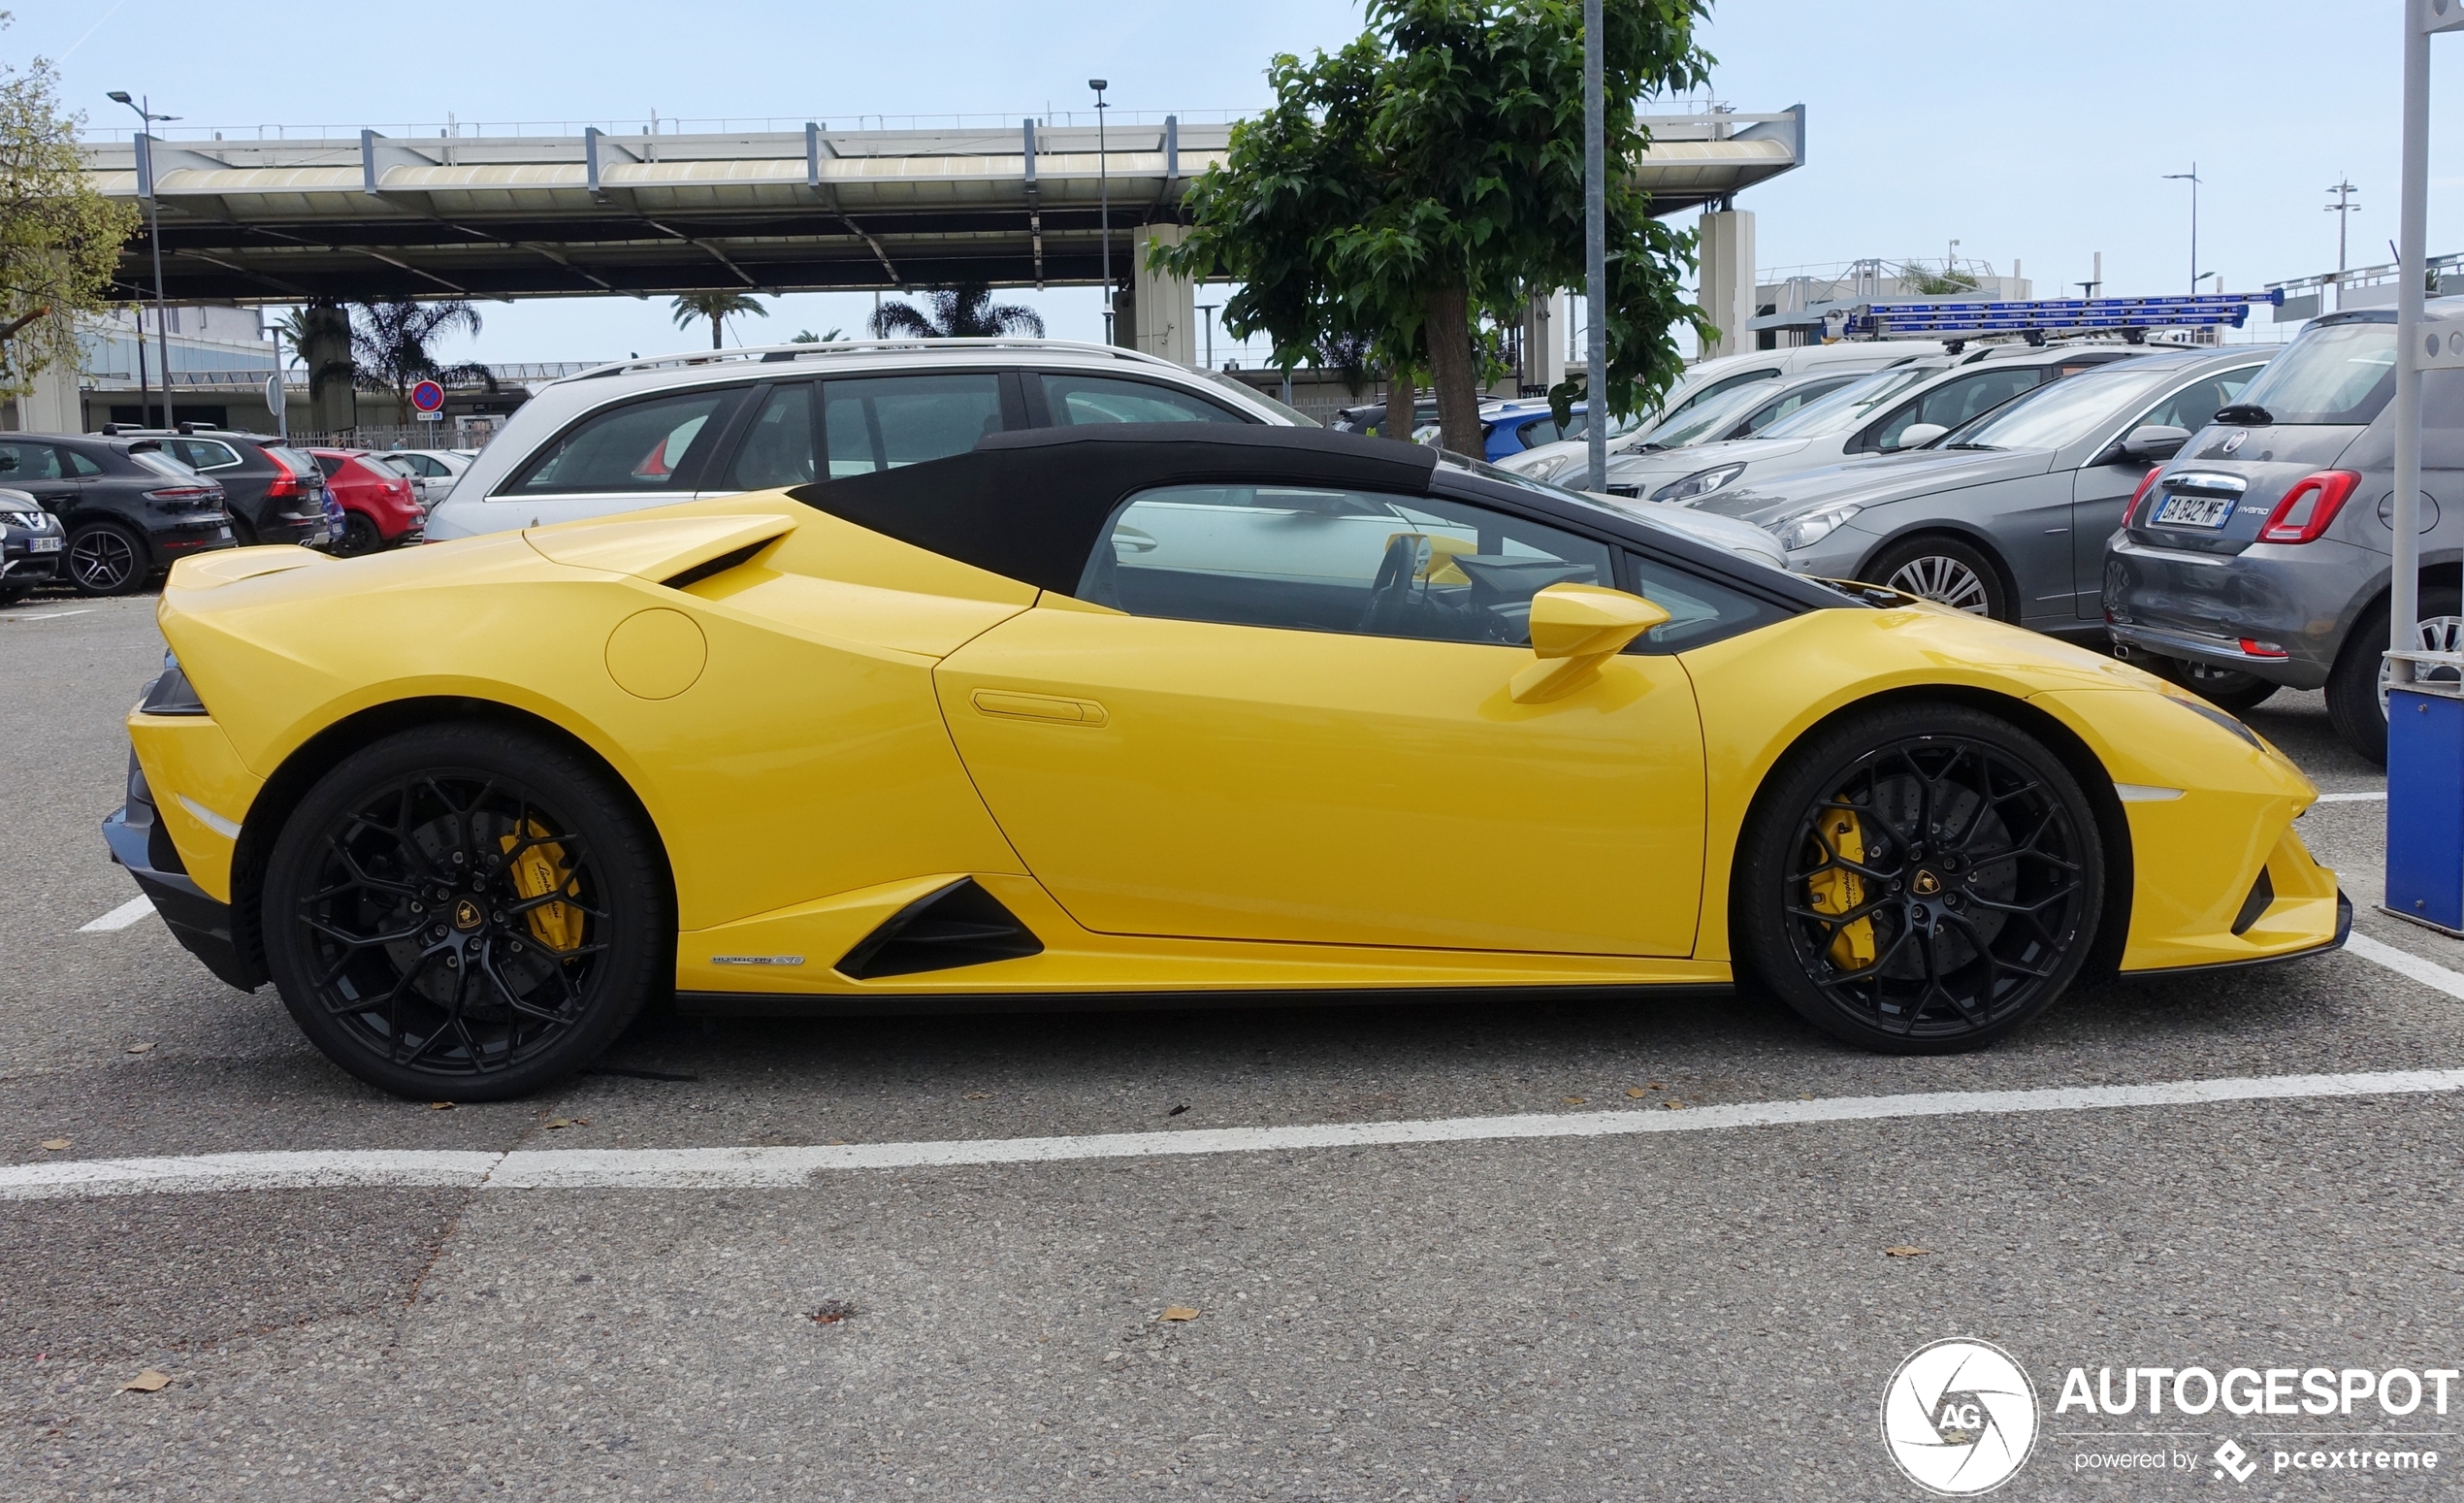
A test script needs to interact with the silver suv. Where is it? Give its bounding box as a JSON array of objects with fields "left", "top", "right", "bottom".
[
  {"left": 2104, "top": 304, "right": 2464, "bottom": 761},
  {"left": 427, "top": 340, "right": 1312, "bottom": 539}
]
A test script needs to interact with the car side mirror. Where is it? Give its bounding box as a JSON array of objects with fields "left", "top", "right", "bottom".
[
  {"left": 1509, "top": 584, "right": 1670, "bottom": 703},
  {"left": 0, "top": 453, "right": 16, "bottom": 474},
  {"left": 1889, "top": 422, "right": 1949, "bottom": 451},
  {"left": 2118, "top": 424, "right": 2191, "bottom": 463}
]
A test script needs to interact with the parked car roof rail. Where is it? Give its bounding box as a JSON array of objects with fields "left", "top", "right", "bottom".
[{"left": 561, "top": 337, "right": 1190, "bottom": 384}]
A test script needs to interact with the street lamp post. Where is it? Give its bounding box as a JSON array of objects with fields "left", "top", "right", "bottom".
[
  {"left": 1581, "top": 0, "right": 1606, "bottom": 495},
  {"left": 108, "top": 91, "right": 178, "bottom": 431},
  {"left": 2162, "top": 164, "right": 2202, "bottom": 294},
  {"left": 1089, "top": 80, "right": 1111, "bottom": 346},
  {"left": 1197, "top": 301, "right": 1218, "bottom": 370},
  {"left": 2326, "top": 177, "right": 2361, "bottom": 276}
]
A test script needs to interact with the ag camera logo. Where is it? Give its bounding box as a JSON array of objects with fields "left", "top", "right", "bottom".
[{"left": 1882, "top": 1338, "right": 2041, "bottom": 1494}]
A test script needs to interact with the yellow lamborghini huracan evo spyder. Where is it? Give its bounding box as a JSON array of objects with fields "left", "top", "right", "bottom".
[{"left": 104, "top": 426, "right": 2347, "bottom": 1098}]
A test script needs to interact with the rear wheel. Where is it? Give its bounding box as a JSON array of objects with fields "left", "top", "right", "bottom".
[
  {"left": 1867, "top": 537, "right": 2008, "bottom": 621},
  {"left": 335, "top": 512, "right": 383, "bottom": 558},
  {"left": 2326, "top": 588, "right": 2462, "bottom": 765},
  {"left": 228, "top": 513, "right": 259, "bottom": 547},
  {"left": 262, "top": 724, "right": 669, "bottom": 1100},
  {"left": 1735, "top": 702, "right": 2104, "bottom": 1053},
  {"left": 66, "top": 523, "right": 147, "bottom": 596}
]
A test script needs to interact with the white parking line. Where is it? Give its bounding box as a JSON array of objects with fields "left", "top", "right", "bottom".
[
  {"left": 3, "top": 608, "right": 94, "bottom": 623},
  {"left": 2346, "top": 932, "right": 2464, "bottom": 1001},
  {"left": 77, "top": 897, "right": 157, "bottom": 933},
  {"left": 6, "top": 1066, "right": 2462, "bottom": 1200},
  {"left": 2314, "top": 791, "right": 2388, "bottom": 803}
]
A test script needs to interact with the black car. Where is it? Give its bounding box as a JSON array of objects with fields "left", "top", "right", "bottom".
[
  {"left": 99, "top": 425, "right": 336, "bottom": 549},
  {"left": 1329, "top": 399, "right": 1440, "bottom": 439},
  {"left": 0, "top": 434, "right": 235, "bottom": 596},
  {"left": 0, "top": 485, "right": 66, "bottom": 604}
]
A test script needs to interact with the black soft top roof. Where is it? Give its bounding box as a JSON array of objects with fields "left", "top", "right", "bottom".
[{"left": 790, "top": 425, "right": 1438, "bottom": 593}]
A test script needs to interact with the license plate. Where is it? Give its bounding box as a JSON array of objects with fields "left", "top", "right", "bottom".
[
  {"left": 29, "top": 536, "right": 61, "bottom": 553},
  {"left": 2154, "top": 492, "right": 2235, "bottom": 528}
]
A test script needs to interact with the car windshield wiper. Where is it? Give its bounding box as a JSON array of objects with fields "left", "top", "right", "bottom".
[{"left": 1943, "top": 441, "right": 1999, "bottom": 450}]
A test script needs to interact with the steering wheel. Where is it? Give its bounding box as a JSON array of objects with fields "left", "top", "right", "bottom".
[{"left": 1359, "top": 533, "right": 1430, "bottom": 634}]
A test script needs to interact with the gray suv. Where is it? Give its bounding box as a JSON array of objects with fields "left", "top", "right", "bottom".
[{"left": 2104, "top": 305, "right": 2464, "bottom": 761}]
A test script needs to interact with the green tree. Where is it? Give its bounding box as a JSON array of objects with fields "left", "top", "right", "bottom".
[
  {"left": 1159, "top": 0, "right": 1714, "bottom": 454},
  {"left": 348, "top": 299, "right": 496, "bottom": 416},
  {"left": 671, "top": 290, "right": 769, "bottom": 349},
  {"left": 866, "top": 283, "right": 1046, "bottom": 339},
  {"left": 0, "top": 16, "right": 140, "bottom": 398},
  {"left": 791, "top": 327, "right": 843, "bottom": 343}
]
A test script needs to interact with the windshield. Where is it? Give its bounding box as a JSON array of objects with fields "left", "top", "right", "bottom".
[
  {"left": 2228, "top": 320, "right": 2396, "bottom": 425},
  {"left": 1758, "top": 366, "right": 1941, "bottom": 439},
  {"left": 1198, "top": 369, "right": 1321, "bottom": 427},
  {"left": 1635, "top": 383, "right": 1772, "bottom": 449},
  {"left": 1938, "top": 363, "right": 2168, "bottom": 451}
]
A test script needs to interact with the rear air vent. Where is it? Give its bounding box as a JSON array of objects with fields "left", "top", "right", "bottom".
[
  {"left": 835, "top": 879, "right": 1044, "bottom": 979},
  {"left": 661, "top": 540, "right": 773, "bottom": 592},
  {"left": 2230, "top": 867, "right": 2276, "bottom": 936}
]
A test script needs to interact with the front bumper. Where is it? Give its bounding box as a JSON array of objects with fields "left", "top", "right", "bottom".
[
  {"left": 99, "top": 756, "right": 262, "bottom": 992},
  {"left": 3, "top": 540, "right": 61, "bottom": 585}
]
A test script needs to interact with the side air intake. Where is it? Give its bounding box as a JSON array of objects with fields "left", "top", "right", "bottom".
[{"left": 834, "top": 878, "right": 1045, "bottom": 979}]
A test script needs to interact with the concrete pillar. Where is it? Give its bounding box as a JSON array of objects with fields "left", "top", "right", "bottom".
[
  {"left": 1696, "top": 210, "right": 1757, "bottom": 360},
  {"left": 16, "top": 357, "right": 81, "bottom": 434},
  {"left": 1130, "top": 224, "right": 1195, "bottom": 365},
  {"left": 300, "top": 301, "right": 357, "bottom": 434},
  {"left": 1522, "top": 292, "right": 1566, "bottom": 393}
]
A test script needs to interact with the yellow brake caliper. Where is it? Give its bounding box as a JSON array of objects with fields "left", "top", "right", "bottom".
[
  {"left": 499, "top": 822, "right": 582, "bottom": 954},
  {"left": 1807, "top": 808, "right": 1878, "bottom": 971}
]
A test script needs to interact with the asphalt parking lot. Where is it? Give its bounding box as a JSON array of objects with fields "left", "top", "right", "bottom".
[{"left": 4, "top": 588, "right": 2459, "bottom": 1501}]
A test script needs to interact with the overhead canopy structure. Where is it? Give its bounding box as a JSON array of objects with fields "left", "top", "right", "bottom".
[{"left": 79, "top": 110, "right": 1805, "bottom": 305}]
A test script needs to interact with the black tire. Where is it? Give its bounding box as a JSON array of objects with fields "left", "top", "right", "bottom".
[
  {"left": 0, "top": 582, "right": 30, "bottom": 606},
  {"left": 262, "top": 723, "right": 669, "bottom": 1100},
  {"left": 2163, "top": 657, "right": 2280, "bottom": 714},
  {"left": 65, "top": 522, "right": 148, "bottom": 597},
  {"left": 334, "top": 512, "right": 383, "bottom": 558},
  {"left": 1864, "top": 536, "right": 2009, "bottom": 621},
  {"left": 228, "top": 513, "right": 259, "bottom": 547},
  {"left": 2326, "top": 587, "right": 2463, "bottom": 766},
  {"left": 1734, "top": 702, "right": 2104, "bottom": 1054}
]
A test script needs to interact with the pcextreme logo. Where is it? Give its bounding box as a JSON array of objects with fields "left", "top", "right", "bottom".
[{"left": 1881, "top": 1338, "right": 2041, "bottom": 1495}]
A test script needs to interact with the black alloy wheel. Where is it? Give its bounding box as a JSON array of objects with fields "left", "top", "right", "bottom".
[
  {"left": 1736, "top": 702, "right": 2104, "bottom": 1053},
  {"left": 66, "top": 523, "right": 146, "bottom": 597},
  {"left": 335, "top": 512, "right": 383, "bottom": 558},
  {"left": 264, "top": 724, "right": 668, "bottom": 1099},
  {"left": 1867, "top": 537, "right": 2007, "bottom": 621}
]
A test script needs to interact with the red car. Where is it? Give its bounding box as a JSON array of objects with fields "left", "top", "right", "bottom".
[{"left": 310, "top": 448, "right": 426, "bottom": 556}]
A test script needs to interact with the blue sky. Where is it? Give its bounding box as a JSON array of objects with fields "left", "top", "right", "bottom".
[{"left": 16, "top": 0, "right": 2457, "bottom": 364}]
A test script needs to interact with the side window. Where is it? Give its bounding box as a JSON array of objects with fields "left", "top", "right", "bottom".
[
  {"left": 502, "top": 388, "right": 736, "bottom": 497},
  {"left": 1663, "top": 368, "right": 1781, "bottom": 421},
  {"left": 1077, "top": 483, "right": 1613, "bottom": 646},
  {"left": 1040, "top": 374, "right": 1243, "bottom": 426},
  {"left": 313, "top": 454, "right": 344, "bottom": 480},
  {"left": 64, "top": 448, "right": 103, "bottom": 477},
  {"left": 0, "top": 441, "right": 63, "bottom": 480},
  {"left": 1622, "top": 553, "right": 1789, "bottom": 652},
  {"left": 1869, "top": 371, "right": 2043, "bottom": 450},
  {"left": 2139, "top": 371, "right": 2258, "bottom": 434},
  {"left": 173, "top": 440, "right": 243, "bottom": 472},
  {"left": 724, "top": 381, "right": 818, "bottom": 490},
  {"left": 1741, "top": 376, "right": 1852, "bottom": 436},
  {"left": 821, "top": 374, "right": 1003, "bottom": 477}
]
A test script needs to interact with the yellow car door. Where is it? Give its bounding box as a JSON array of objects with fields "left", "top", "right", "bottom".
[{"left": 935, "top": 481, "right": 1707, "bottom": 957}]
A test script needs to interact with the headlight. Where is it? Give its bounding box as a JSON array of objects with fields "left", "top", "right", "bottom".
[
  {"left": 2167, "top": 691, "right": 2260, "bottom": 749},
  {"left": 1, "top": 509, "right": 43, "bottom": 529},
  {"left": 1650, "top": 462, "right": 1748, "bottom": 505},
  {"left": 1768, "top": 504, "right": 1863, "bottom": 552},
  {"left": 139, "top": 651, "right": 210, "bottom": 716}
]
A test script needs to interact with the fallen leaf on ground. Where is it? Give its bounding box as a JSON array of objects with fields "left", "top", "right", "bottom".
[
  {"left": 1159, "top": 1306, "right": 1200, "bottom": 1322},
  {"left": 428, "top": 1101, "right": 454, "bottom": 1111},
  {"left": 963, "top": 1092, "right": 991, "bottom": 1100},
  {"left": 39, "top": 1138, "right": 69, "bottom": 1151},
  {"left": 125, "top": 1043, "right": 154, "bottom": 1055},
  {"left": 1663, "top": 1100, "right": 1684, "bottom": 1110},
  {"left": 1563, "top": 1096, "right": 1587, "bottom": 1106},
  {"left": 1885, "top": 1246, "right": 1931, "bottom": 1258},
  {"left": 809, "top": 1300, "right": 856, "bottom": 1324},
  {"left": 1167, "top": 1103, "right": 1188, "bottom": 1117},
  {"left": 543, "top": 1118, "right": 589, "bottom": 1129},
  {"left": 1645, "top": 1081, "right": 1665, "bottom": 1090},
  {"left": 118, "top": 1370, "right": 171, "bottom": 1393},
  {"left": 1626, "top": 1087, "right": 1649, "bottom": 1098}
]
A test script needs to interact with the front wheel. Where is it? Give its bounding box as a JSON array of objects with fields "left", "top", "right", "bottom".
[
  {"left": 2325, "top": 589, "right": 2462, "bottom": 765},
  {"left": 1866, "top": 537, "right": 2008, "bottom": 621},
  {"left": 1734, "top": 702, "right": 2105, "bottom": 1053},
  {"left": 66, "top": 523, "right": 147, "bottom": 596},
  {"left": 262, "top": 723, "right": 670, "bottom": 1100}
]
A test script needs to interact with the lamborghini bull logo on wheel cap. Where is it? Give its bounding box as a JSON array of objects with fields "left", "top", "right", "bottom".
[
  {"left": 1913, "top": 869, "right": 1943, "bottom": 896},
  {"left": 452, "top": 899, "right": 484, "bottom": 931}
]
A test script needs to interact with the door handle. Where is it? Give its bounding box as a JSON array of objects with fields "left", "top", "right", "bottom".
[{"left": 971, "top": 689, "right": 1108, "bottom": 727}]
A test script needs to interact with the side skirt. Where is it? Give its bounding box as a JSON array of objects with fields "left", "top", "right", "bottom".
[{"left": 674, "top": 982, "right": 1735, "bottom": 1019}]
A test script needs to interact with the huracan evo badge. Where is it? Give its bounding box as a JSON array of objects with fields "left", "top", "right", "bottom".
[{"left": 711, "top": 955, "right": 806, "bottom": 966}]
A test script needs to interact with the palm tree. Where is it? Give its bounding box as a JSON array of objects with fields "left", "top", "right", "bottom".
[
  {"left": 347, "top": 300, "right": 497, "bottom": 419},
  {"left": 671, "top": 291, "right": 769, "bottom": 349},
  {"left": 866, "top": 283, "right": 1045, "bottom": 340}
]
